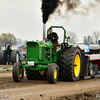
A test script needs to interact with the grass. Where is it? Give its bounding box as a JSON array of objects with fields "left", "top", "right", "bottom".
[
  {"left": 0, "top": 70, "right": 7, "bottom": 72},
  {"left": 0, "top": 66, "right": 12, "bottom": 73},
  {"left": 6, "top": 66, "right": 12, "bottom": 69},
  {"left": 0, "top": 67, "right": 12, "bottom": 69}
]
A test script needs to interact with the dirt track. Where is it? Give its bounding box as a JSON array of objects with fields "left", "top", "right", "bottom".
[{"left": 0, "top": 72, "right": 100, "bottom": 100}]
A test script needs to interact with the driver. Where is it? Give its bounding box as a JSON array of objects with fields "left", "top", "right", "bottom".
[{"left": 47, "top": 28, "right": 58, "bottom": 52}]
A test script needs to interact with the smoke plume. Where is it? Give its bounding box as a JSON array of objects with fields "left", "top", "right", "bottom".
[
  {"left": 41, "top": 0, "right": 100, "bottom": 23},
  {"left": 64, "top": 0, "right": 80, "bottom": 10},
  {"left": 41, "top": 0, "right": 60, "bottom": 24}
]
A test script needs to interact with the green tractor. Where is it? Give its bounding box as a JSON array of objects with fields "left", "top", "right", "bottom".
[
  {"left": 0, "top": 42, "right": 20, "bottom": 65},
  {"left": 12, "top": 26, "right": 82, "bottom": 84}
]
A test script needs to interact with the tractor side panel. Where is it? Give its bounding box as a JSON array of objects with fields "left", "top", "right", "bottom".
[{"left": 38, "top": 47, "right": 46, "bottom": 61}]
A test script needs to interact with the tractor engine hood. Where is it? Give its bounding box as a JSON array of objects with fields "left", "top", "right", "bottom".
[
  {"left": 27, "top": 41, "right": 53, "bottom": 48},
  {"left": 26, "top": 41, "right": 53, "bottom": 61}
]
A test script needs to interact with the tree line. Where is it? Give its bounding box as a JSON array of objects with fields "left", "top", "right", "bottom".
[
  {"left": 0, "top": 31, "right": 99, "bottom": 47},
  {"left": 67, "top": 31, "right": 100, "bottom": 44},
  {"left": 0, "top": 33, "right": 27, "bottom": 47}
]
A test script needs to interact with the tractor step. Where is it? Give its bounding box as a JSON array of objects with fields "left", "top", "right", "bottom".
[
  {"left": 94, "top": 75, "right": 100, "bottom": 78},
  {"left": 84, "top": 75, "right": 91, "bottom": 79},
  {"left": 84, "top": 74, "right": 100, "bottom": 79}
]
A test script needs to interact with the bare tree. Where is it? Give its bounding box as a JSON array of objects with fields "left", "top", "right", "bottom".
[
  {"left": 16, "top": 38, "right": 27, "bottom": 47},
  {"left": 83, "top": 36, "right": 88, "bottom": 45},
  {"left": 67, "top": 31, "right": 79, "bottom": 43},
  {"left": 23, "top": 40, "right": 27, "bottom": 45},
  {"left": 83, "top": 35, "right": 94, "bottom": 44},
  {"left": 92, "top": 31, "right": 100, "bottom": 44},
  {"left": 16, "top": 38, "right": 23, "bottom": 45},
  {"left": 0, "top": 33, "right": 17, "bottom": 47}
]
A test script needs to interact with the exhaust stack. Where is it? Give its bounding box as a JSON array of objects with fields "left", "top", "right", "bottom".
[{"left": 43, "top": 23, "right": 46, "bottom": 40}]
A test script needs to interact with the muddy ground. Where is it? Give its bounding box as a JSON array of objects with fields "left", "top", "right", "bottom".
[
  {"left": 57, "top": 88, "right": 100, "bottom": 100},
  {"left": 0, "top": 70, "right": 100, "bottom": 100}
]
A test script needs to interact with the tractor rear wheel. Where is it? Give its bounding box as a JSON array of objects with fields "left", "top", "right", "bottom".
[
  {"left": 0, "top": 50, "right": 7, "bottom": 65},
  {"left": 60, "top": 47, "right": 82, "bottom": 81},
  {"left": 26, "top": 69, "right": 46, "bottom": 80},
  {"left": 11, "top": 50, "right": 20, "bottom": 65},
  {"left": 47, "top": 63, "right": 59, "bottom": 84},
  {"left": 12, "top": 62, "right": 24, "bottom": 82}
]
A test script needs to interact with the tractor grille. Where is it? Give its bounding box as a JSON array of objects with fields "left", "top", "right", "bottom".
[{"left": 27, "top": 42, "right": 38, "bottom": 60}]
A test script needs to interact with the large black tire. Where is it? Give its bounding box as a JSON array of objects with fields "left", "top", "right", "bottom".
[
  {"left": 47, "top": 63, "right": 59, "bottom": 84},
  {"left": 12, "top": 62, "right": 24, "bottom": 82},
  {"left": 60, "top": 47, "right": 82, "bottom": 81},
  {"left": 11, "top": 50, "right": 20, "bottom": 65},
  {"left": 0, "top": 50, "right": 7, "bottom": 65},
  {"left": 88, "top": 62, "right": 94, "bottom": 77},
  {"left": 26, "top": 69, "right": 46, "bottom": 80},
  {"left": 94, "top": 64, "right": 98, "bottom": 75}
]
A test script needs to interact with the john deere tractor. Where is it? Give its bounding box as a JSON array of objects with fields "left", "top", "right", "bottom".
[
  {"left": 0, "top": 42, "right": 20, "bottom": 65},
  {"left": 12, "top": 26, "right": 82, "bottom": 84}
]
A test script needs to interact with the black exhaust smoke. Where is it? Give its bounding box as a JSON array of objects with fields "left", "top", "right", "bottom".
[
  {"left": 41, "top": 0, "right": 60, "bottom": 24},
  {"left": 41, "top": 0, "right": 100, "bottom": 23},
  {"left": 41, "top": 0, "right": 81, "bottom": 23}
]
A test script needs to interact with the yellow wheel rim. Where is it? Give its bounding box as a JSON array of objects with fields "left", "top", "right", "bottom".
[
  {"left": 19, "top": 74, "right": 22, "bottom": 77},
  {"left": 39, "top": 70, "right": 45, "bottom": 75},
  {"left": 19, "top": 68, "right": 22, "bottom": 77},
  {"left": 54, "top": 69, "right": 57, "bottom": 79},
  {"left": 74, "top": 54, "right": 81, "bottom": 77}
]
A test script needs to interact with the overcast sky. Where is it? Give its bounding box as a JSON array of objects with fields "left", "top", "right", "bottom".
[{"left": 0, "top": 0, "right": 100, "bottom": 43}]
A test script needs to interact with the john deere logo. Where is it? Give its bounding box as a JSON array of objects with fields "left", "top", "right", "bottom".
[{"left": 39, "top": 45, "right": 46, "bottom": 47}]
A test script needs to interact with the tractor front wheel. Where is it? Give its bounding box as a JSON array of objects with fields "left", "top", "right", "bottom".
[
  {"left": 47, "top": 63, "right": 59, "bottom": 84},
  {"left": 12, "top": 62, "right": 24, "bottom": 82}
]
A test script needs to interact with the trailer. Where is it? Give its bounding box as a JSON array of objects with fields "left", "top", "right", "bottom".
[
  {"left": 81, "top": 54, "right": 100, "bottom": 79},
  {"left": 74, "top": 44, "right": 100, "bottom": 79}
]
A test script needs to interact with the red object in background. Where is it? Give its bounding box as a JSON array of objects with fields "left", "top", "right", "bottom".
[
  {"left": 66, "top": 35, "right": 70, "bottom": 44},
  {"left": 10, "top": 45, "right": 12, "bottom": 50},
  {"left": 23, "top": 49, "right": 26, "bottom": 54},
  {"left": 89, "top": 59, "right": 100, "bottom": 67}
]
